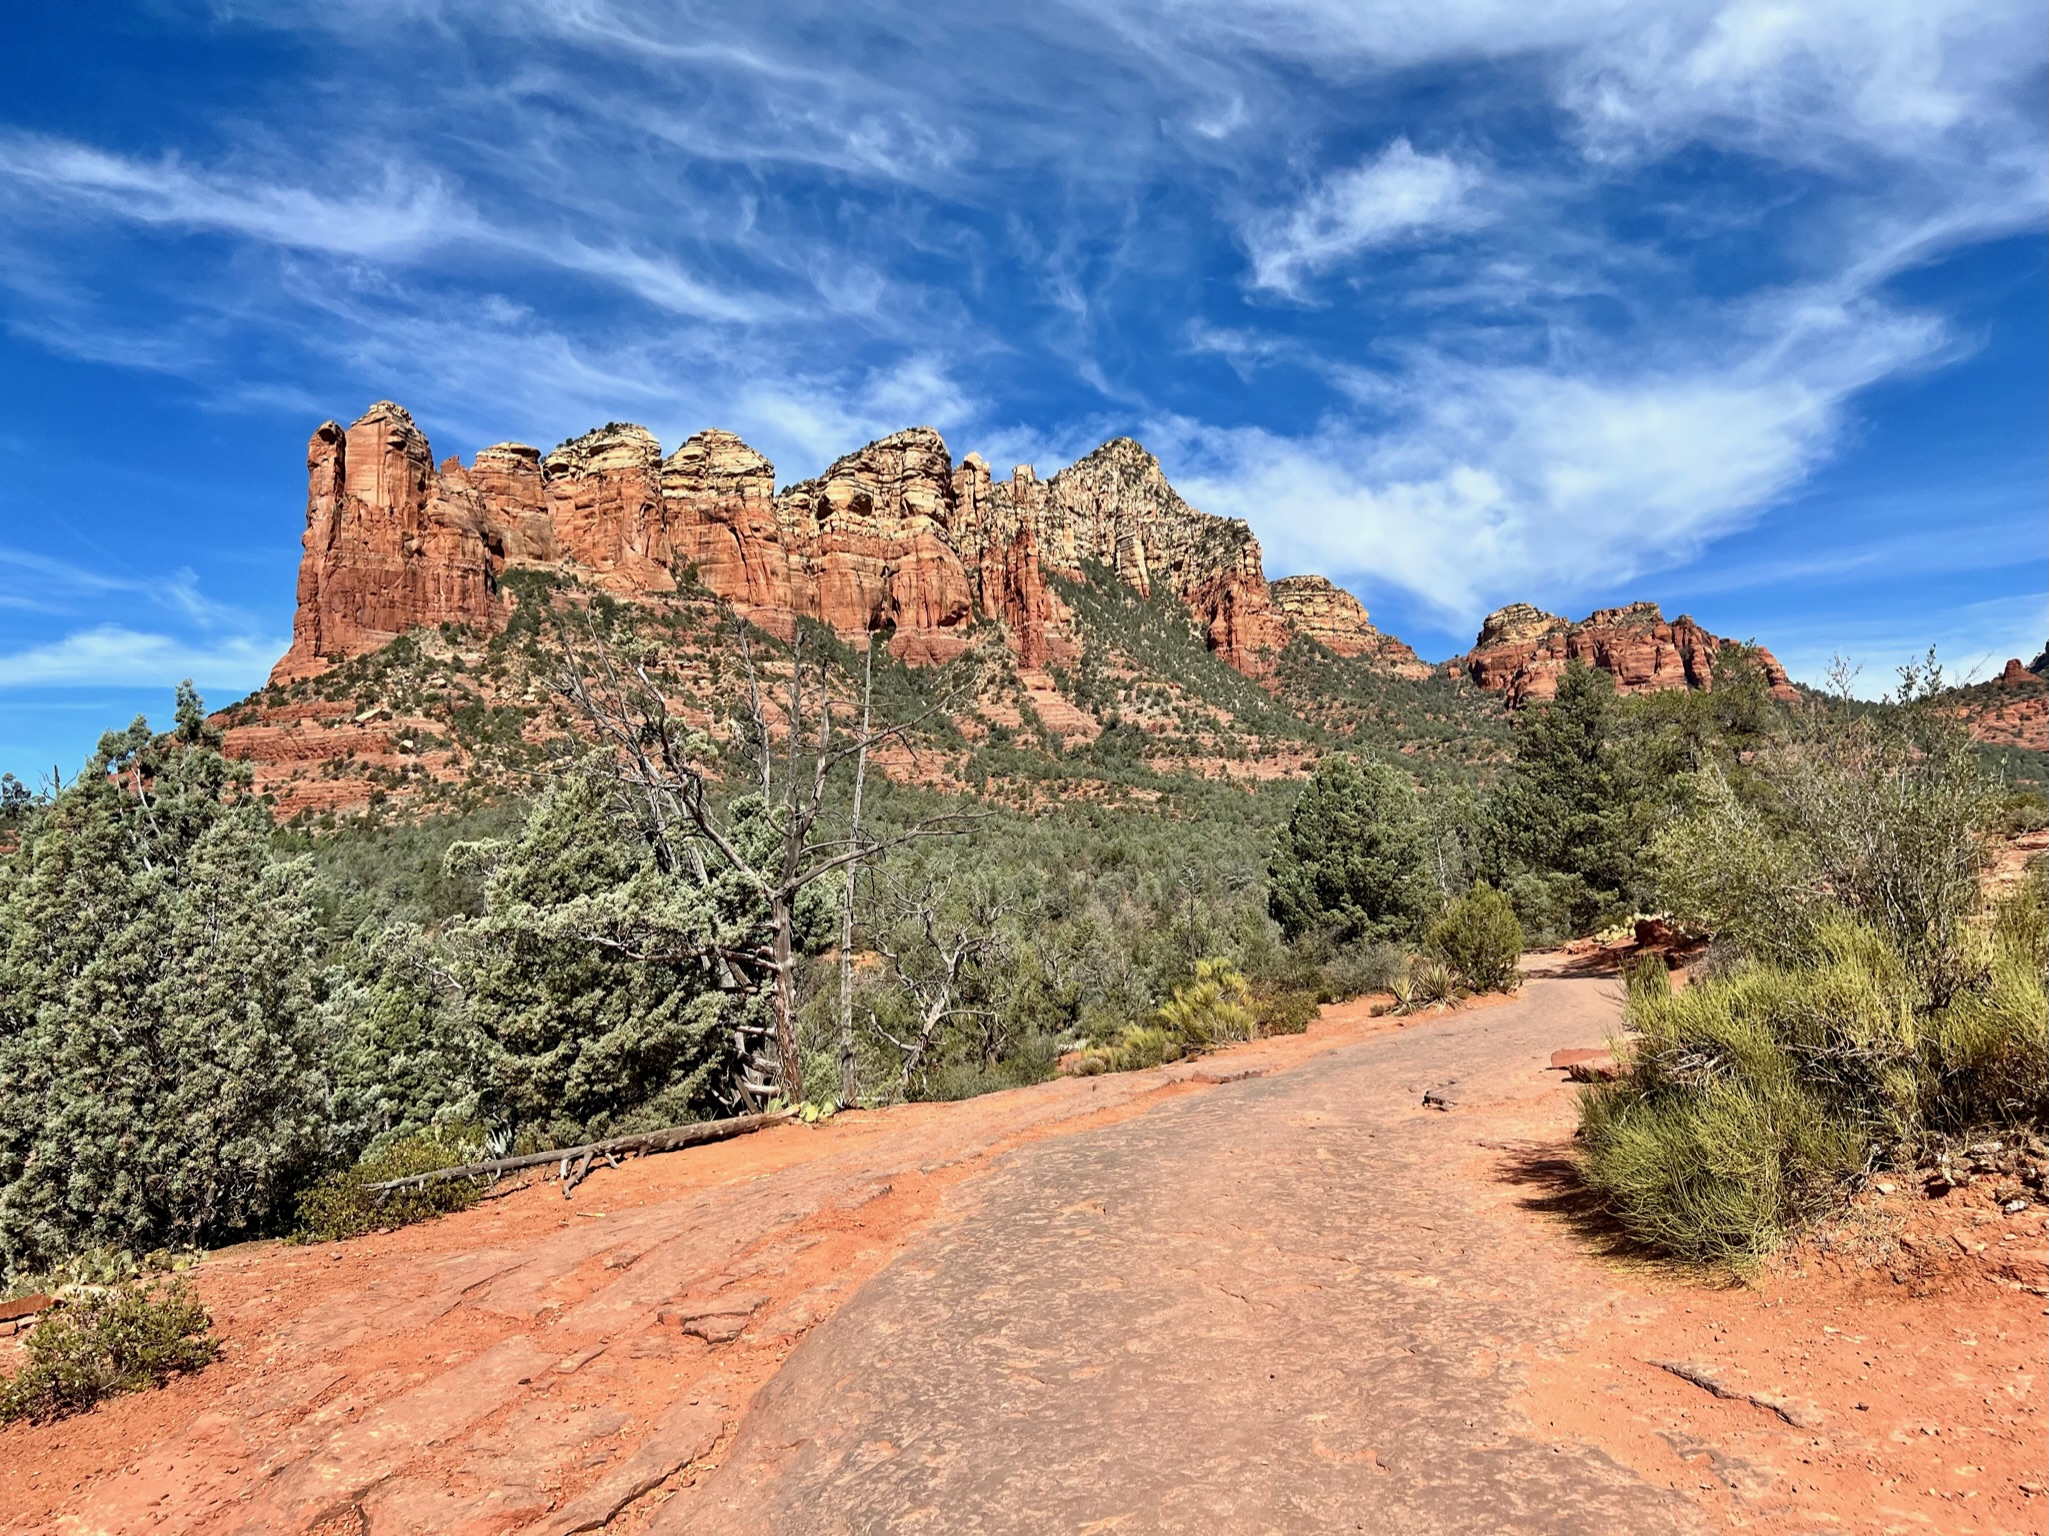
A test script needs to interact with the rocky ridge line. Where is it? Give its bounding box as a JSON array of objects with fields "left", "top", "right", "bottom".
[
  {"left": 1448, "top": 600, "right": 1800, "bottom": 707},
  {"left": 273, "top": 405, "right": 1315, "bottom": 686}
]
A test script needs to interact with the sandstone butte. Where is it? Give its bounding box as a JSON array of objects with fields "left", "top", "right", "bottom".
[
  {"left": 274, "top": 402, "right": 1311, "bottom": 686},
  {"left": 1445, "top": 599, "right": 1802, "bottom": 708},
  {"left": 274, "top": 400, "right": 1812, "bottom": 718}
]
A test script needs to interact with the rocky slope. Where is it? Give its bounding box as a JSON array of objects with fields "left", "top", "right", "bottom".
[
  {"left": 240, "top": 400, "right": 1836, "bottom": 817},
  {"left": 1951, "top": 659, "right": 2049, "bottom": 753},
  {"left": 1447, "top": 600, "right": 1800, "bottom": 707}
]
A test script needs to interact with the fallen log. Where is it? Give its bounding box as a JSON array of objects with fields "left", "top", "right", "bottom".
[{"left": 364, "top": 1111, "right": 793, "bottom": 1198}]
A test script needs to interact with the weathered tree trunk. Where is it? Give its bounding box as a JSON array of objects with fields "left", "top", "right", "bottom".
[
  {"left": 770, "top": 898, "right": 801, "bottom": 1101},
  {"left": 837, "top": 640, "right": 874, "bottom": 1107}
]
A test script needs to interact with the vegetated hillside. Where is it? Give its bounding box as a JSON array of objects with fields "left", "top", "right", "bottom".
[
  {"left": 229, "top": 398, "right": 1829, "bottom": 827},
  {"left": 217, "top": 559, "right": 1513, "bottom": 832},
  {"left": 1947, "top": 657, "right": 2049, "bottom": 790}
]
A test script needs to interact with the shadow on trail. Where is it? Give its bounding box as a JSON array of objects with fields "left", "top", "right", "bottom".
[{"left": 1489, "top": 1141, "right": 1699, "bottom": 1274}]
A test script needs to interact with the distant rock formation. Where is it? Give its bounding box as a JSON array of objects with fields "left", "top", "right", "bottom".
[
  {"left": 273, "top": 404, "right": 1394, "bottom": 686},
  {"left": 1448, "top": 600, "right": 1799, "bottom": 707},
  {"left": 1268, "top": 576, "right": 1431, "bottom": 678}
]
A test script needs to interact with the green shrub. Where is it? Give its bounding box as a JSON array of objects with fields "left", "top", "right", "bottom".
[
  {"left": 1623, "top": 951, "right": 1671, "bottom": 1002},
  {"left": 1317, "top": 940, "right": 1406, "bottom": 1000},
  {"left": 1922, "top": 873, "right": 2049, "bottom": 1133},
  {"left": 296, "top": 1125, "right": 486, "bottom": 1243},
  {"left": 0, "top": 1278, "right": 219, "bottom": 1425},
  {"left": 1254, "top": 988, "right": 1320, "bottom": 1035},
  {"left": 1074, "top": 1025, "right": 1185, "bottom": 1075},
  {"left": 1267, "top": 757, "right": 1432, "bottom": 944},
  {"left": 1423, "top": 881, "right": 1523, "bottom": 994},
  {"left": 1155, "top": 958, "right": 1257, "bottom": 1047},
  {"left": 1578, "top": 920, "right": 1926, "bottom": 1263}
]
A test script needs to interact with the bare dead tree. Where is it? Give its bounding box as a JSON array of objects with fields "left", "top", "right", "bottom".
[{"left": 553, "top": 613, "right": 978, "bottom": 1106}]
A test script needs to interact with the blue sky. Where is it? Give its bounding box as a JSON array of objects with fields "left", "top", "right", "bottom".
[{"left": 1, "top": 1, "right": 2043, "bottom": 781}]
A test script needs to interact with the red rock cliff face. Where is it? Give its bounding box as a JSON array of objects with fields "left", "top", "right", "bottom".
[
  {"left": 274, "top": 404, "right": 500, "bottom": 683},
  {"left": 1268, "top": 576, "right": 1431, "bottom": 678},
  {"left": 1450, "top": 600, "right": 1799, "bottom": 707},
  {"left": 770, "top": 429, "right": 978, "bottom": 664},
  {"left": 273, "top": 402, "right": 1410, "bottom": 685}
]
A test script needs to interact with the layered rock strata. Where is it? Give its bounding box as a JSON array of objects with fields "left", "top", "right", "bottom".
[
  {"left": 274, "top": 406, "right": 1328, "bottom": 685},
  {"left": 1449, "top": 600, "right": 1799, "bottom": 707},
  {"left": 1268, "top": 576, "right": 1432, "bottom": 678}
]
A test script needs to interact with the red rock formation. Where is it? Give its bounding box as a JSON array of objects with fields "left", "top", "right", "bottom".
[
  {"left": 272, "top": 403, "right": 1332, "bottom": 685},
  {"left": 1956, "top": 661, "right": 2048, "bottom": 750},
  {"left": 1451, "top": 601, "right": 1798, "bottom": 707},
  {"left": 662, "top": 429, "right": 792, "bottom": 621},
  {"left": 1024, "top": 437, "right": 1290, "bottom": 674},
  {"left": 1268, "top": 575, "right": 1432, "bottom": 677},
  {"left": 542, "top": 423, "right": 675, "bottom": 593},
  {"left": 272, "top": 403, "right": 499, "bottom": 684},
  {"left": 772, "top": 429, "right": 978, "bottom": 664}
]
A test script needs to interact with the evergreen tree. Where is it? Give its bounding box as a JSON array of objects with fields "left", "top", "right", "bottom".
[
  {"left": 1267, "top": 756, "right": 1431, "bottom": 944},
  {"left": 1494, "top": 664, "right": 1642, "bottom": 932},
  {"left": 0, "top": 688, "right": 328, "bottom": 1277},
  {"left": 321, "top": 922, "right": 488, "bottom": 1158},
  {"left": 447, "top": 776, "right": 771, "bottom": 1145}
]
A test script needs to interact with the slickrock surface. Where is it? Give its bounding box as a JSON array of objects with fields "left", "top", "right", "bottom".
[
  {"left": 1270, "top": 574, "right": 1431, "bottom": 676},
  {"left": 1450, "top": 601, "right": 1799, "bottom": 707},
  {"left": 4, "top": 974, "right": 2039, "bottom": 1535},
  {"left": 274, "top": 407, "right": 1331, "bottom": 687}
]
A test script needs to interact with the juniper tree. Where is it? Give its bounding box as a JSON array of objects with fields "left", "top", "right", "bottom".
[
  {"left": 1266, "top": 755, "right": 1432, "bottom": 944},
  {"left": 443, "top": 775, "right": 767, "bottom": 1143},
  {"left": 0, "top": 687, "right": 328, "bottom": 1277}
]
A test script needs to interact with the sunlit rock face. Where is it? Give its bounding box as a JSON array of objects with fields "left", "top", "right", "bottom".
[
  {"left": 1449, "top": 600, "right": 1799, "bottom": 707},
  {"left": 274, "top": 404, "right": 1366, "bottom": 685}
]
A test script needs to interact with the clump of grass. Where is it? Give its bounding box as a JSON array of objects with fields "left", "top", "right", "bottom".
[
  {"left": 1390, "top": 955, "right": 1463, "bottom": 1014},
  {"left": 1074, "top": 959, "right": 1308, "bottom": 1074},
  {"left": 1578, "top": 909, "right": 2046, "bottom": 1265},
  {"left": 1922, "top": 868, "right": 2048, "bottom": 1133},
  {"left": 295, "top": 1125, "right": 486, "bottom": 1243},
  {"left": 1074, "top": 1024, "right": 1186, "bottom": 1076},
  {"left": 1317, "top": 940, "right": 1405, "bottom": 1001},
  {"left": 1156, "top": 958, "right": 1258, "bottom": 1048},
  {"left": 0, "top": 1279, "right": 219, "bottom": 1425}
]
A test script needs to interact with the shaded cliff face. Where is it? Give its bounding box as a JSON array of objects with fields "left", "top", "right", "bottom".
[
  {"left": 1449, "top": 600, "right": 1799, "bottom": 707},
  {"left": 1268, "top": 576, "right": 1431, "bottom": 679},
  {"left": 272, "top": 406, "right": 1335, "bottom": 686}
]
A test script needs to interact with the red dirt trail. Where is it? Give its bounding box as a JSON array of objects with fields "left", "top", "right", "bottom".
[{"left": 1, "top": 967, "right": 2040, "bottom": 1534}]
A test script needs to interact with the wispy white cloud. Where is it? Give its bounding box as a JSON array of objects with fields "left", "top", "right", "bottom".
[
  {"left": 0, "top": 131, "right": 790, "bottom": 324},
  {"left": 1246, "top": 140, "right": 1488, "bottom": 293},
  {"left": 1764, "top": 590, "right": 2048, "bottom": 696},
  {"left": 1170, "top": 285, "right": 1950, "bottom": 620},
  {"left": 0, "top": 625, "right": 287, "bottom": 690},
  {"left": 0, "top": 547, "right": 257, "bottom": 630}
]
